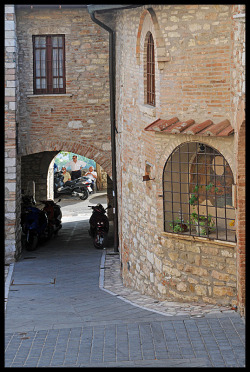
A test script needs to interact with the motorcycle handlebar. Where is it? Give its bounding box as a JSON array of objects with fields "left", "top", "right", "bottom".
[{"left": 88, "top": 204, "right": 112, "bottom": 210}]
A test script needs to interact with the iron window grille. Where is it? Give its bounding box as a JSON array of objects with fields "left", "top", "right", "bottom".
[
  {"left": 163, "top": 142, "right": 236, "bottom": 242},
  {"left": 146, "top": 32, "right": 155, "bottom": 106},
  {"left": 33, "top": 35, "right": 66, "bottom": 94}
]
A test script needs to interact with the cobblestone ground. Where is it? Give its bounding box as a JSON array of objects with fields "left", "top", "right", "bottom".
[{"left": 5, "top": 194, "right": 245, "bottom": 367}]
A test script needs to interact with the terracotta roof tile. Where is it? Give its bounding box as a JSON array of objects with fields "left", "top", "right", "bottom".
[
  {"left": 144, "top": 117, "right": 234, "bottom": 137},
  {"left": 167, "top": 119, "right": 195, "bottom": 134},
  {"left": 183, "top": 120, "right": 213, "bottom": 135},
  {"left": 200, "top": 119, "right": 231, "bottom": 136},
  {"left": 144, "top": 117, "right": 179, "bottom": 132}
]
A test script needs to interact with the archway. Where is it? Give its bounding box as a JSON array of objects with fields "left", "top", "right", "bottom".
[
  {"left": 21, "top": 139, "right": 112, "bottom": 177},
  {"left": 49, "top": 151, "right": 109, "bottom": 200}
]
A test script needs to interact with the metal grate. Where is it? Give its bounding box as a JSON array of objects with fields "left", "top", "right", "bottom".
[
  {"left": 163, "top": 142, "right": 236, "bottom": 242},
  {"left": 146, "top": 33, "right": 155, "bottom": 106}
]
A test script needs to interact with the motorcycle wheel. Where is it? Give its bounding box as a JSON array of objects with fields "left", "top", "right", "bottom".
[
  {"left": 26, "top": 232, "right": 38, "bottom": 251},
  {"left": 93, "top": 232, "right": 107, "bottom": 249},
  {"left": 74, "top": 187, "right": 89, "bottom": 200}
]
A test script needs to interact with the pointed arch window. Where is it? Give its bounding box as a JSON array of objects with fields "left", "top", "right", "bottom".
[{"left": 146, "top": 32, "right": 155, "bottom": 106}]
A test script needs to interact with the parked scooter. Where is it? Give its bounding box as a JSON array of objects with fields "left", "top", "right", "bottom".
[
  {"left": 40, "top": 199, "right": 62, "bottom": 238},
  {"left": 21, "top": 195, "right": 49, "bottom": 251},
  {"left": 88, "top": 204, "right": 111, "bottom": 249},
  {"left": 54, "top": 171, "right": 91, "bottom": 200}
]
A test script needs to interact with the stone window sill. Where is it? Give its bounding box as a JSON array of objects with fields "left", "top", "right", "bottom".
[
  {"left": 161, "top": 231, "right": 236, "bottom": 248},
  {"left": 27, "top": 93, "right": 73, "bottom": 98},
  {"left": 139, "top": 104, "right": 156, "bottom": 117}
]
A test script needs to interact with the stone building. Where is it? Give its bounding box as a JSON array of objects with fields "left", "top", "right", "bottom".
[{"left": 5, "top": 4, "right": 245, "bottom": 315}]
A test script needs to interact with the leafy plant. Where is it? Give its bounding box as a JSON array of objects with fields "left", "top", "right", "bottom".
[
  {"left": 169, "top": 218, "right": 188, "bottom": 233},
  {"left": 188, "top": 212, "right": 215, "bottom": 235},
  {"left": 188, "top": 183, "right": 217, "bottom": 235},
  {"left": 189, "top": 183, "right": 219, "bottom": 207}
]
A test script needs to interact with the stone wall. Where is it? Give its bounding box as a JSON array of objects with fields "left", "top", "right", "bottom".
[
  {"left": 5, "top": 5, "right": 22, "bottom": 262},
  {"left": 115, "top": 4, "right": 242, "bottom": 307},
  {"left": 21, "top": 151, "right": 58, "bottom": 202},
  {"left": 125, "top": 232, "right": 236, "bottom": 306}
]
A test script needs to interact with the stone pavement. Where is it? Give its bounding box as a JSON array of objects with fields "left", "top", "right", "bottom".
[{"left": 5, "top": 193, "right": 245, "bottom": 367}]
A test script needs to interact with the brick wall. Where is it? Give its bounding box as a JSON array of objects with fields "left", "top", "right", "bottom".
[
  {"left": 16, "top": 7, "right": 112, "bottom": 176},
  {"left": 115, "top": 5, "right": 244, "bottom": 307}
]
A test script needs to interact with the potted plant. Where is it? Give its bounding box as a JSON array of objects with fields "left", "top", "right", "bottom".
[
  {"left": 188, "top": 183, "right": 216, "bottom": 236},
  {"left": 189, "top": 212, "right": 215, "bottom": 236},
  {"left": 169, "top": 218, "right": 188, "bottom": 233}
]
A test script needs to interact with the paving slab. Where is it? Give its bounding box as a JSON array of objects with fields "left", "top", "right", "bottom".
[{"left": 5, "top": 193, "right": 245, "bottom": 367}]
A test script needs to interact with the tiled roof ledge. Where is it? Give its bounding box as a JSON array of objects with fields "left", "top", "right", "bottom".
[{"left": 144, "top": 117, "right": 234, "bottom": 137}]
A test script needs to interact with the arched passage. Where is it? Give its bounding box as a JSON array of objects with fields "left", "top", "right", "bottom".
[{"left": 21, "top": 139, "right": 112, "bottom": 177}]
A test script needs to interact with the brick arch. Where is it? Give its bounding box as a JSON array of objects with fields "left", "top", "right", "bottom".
[
  {"left": 136, "top": 7, "right": 170, "bottom": 68},
  {"left": 23, "top": 139, "right": 112, "bottom": 177}
]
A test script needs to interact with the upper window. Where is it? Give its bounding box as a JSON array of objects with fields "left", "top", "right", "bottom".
[
  {"left": 146, "top": 32, "right": 155, "bottom": 106},
  {"left": 163, "top": 142, "right": 235, "bottom": 242},
  {"left": 33, "top": 35, "right": 66, "bottom": 94}
]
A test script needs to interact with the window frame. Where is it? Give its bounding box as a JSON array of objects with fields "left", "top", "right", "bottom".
[
  {"left": 32, "top": 34, "right": 66, "bottom": 95},
  {"left": 146, "top": 32, "right": 155, "bottom": 106}
]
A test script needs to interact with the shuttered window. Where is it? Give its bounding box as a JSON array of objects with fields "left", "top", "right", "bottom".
[{"left": 33, "top": 35, "right": 65, "bottom": 94}]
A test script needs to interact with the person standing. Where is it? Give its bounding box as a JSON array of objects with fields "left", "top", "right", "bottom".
[{"left": 65, "top": 155, "right": 86, "bottom": 180}]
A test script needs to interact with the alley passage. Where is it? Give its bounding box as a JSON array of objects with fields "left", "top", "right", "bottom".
[{"left": 5, "top": 197, "right": 245, "bottom": 367}]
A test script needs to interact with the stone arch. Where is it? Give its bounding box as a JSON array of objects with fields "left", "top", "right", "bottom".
[
  {"left": 22, "top": 139, "right": 112, "bottom": 177},
  {"left": 136, "top": 7, "right": 170, "bottom": 69}
]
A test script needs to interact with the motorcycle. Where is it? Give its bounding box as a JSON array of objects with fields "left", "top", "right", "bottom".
[
  {"left": 88, "top": 203, "right": 111, "bottom": 249},
  {"left": 21, "top": 195, "right": 49, "bottom": 251},
  {"left": 40, "top": 199, "right": 62, "bottom": 238},
  {"left": 54, "top": 171, "right": 91, "bottom": 200}
]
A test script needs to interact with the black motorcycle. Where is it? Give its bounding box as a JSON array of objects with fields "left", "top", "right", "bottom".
[
  {"left": 88, "top": 204, "right": 111, "bottom": 249},
  {"left": 54, "top": 171, "right": 91, "bottom": 200},
  {"left": 21, "top": 195, "right": 49, "bottom": 251},
  {"left": 40, "top": 199, "right": 62, "bottom": 238}
]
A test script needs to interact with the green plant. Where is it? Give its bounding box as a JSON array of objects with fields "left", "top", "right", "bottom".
[
  {"left": 169, "top": 218, "right": 188, "bottom": 233},
  {"left": 189, "top": 183, "right": 219, "bottom": 207},
  {"left": 188, "top": 212, "right": 215, "bottom": 235},
  {"left": 189, "top": 184, "right": 200, "bottom": 206},
  {"left": 205, "top": 182, "right": 219, "bottom": 193},
  {"left": 188, "top": 183, "right": 216, "bottom": 235}
]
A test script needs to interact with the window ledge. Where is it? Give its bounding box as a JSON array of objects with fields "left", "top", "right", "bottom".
[
  {"left": 161, "top": 231, "right": 236, "bottom": 248},
  {"left": 139, "top": 104, "right": 156, "bottom": 117},
  {"left": 27, "top": 93, "right": 73, "bottom": 98}
]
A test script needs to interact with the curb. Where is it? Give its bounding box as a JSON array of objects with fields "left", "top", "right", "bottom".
[
  {"left": 99, "top": 249, "right": 173, "bottom": 317},
  {"left": 5, "top": 263, "right": 14, "bottom": 311}
]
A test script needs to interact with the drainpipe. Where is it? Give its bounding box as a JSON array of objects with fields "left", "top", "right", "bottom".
[
  {"left": 87, "top": 5, "right": 143, "bottom": 253},
  {"left": 87, "top": 5, "right": 119, "bottom": 252}
]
